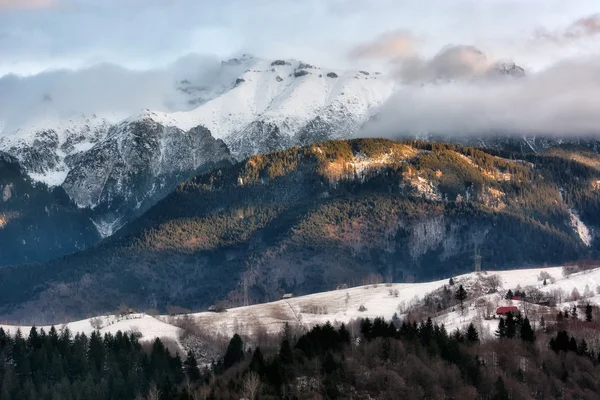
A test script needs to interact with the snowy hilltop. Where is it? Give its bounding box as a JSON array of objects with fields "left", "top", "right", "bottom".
[{"left": 4, "top": 264, "right": 600, "bottom": 352}]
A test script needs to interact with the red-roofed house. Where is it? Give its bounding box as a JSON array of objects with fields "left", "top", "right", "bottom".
[{"left": 496, "top": 306, "right": 519, "bottom": 315}]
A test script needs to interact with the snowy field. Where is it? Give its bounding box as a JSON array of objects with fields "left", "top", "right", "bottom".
[{"left": 3, "top": 265, "right": 600, "bottom": 348}]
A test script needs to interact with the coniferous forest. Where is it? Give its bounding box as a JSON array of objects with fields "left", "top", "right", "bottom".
[{"left": 2, "top": 314, "right": 600, "bottom": 399}]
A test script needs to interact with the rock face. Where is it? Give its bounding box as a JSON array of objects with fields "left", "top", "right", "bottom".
[
  {"left": 0, "top": 151, "right": 99, "bottom": 266},
  {"left": 62, "top": 117, "right": 233, "bottom": 236},
  {"left": 0, "top": 114, "right": 113, "bottom": 186}
]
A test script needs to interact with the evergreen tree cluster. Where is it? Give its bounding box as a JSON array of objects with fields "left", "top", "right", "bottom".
[
  {"left": 0, "top": 326, "right": 199, "bottom": 400},
  {"left": 197, "top": 315, "right": 600, "bottom": 399},
  {"left": 549, "top": 330, "right": 596, "bottom": 361},
  {"left": 494, "top": 312, "right": 535, "bottom": 342}
]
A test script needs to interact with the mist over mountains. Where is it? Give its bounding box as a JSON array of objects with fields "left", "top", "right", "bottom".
[{"left": 1, "top": 49, "right": 600, "bottom": 267}]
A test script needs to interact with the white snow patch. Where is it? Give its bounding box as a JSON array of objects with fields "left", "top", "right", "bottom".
[
  {"left": 1, "top": 314, "right": 182, "bottom": 347},
  {"left": 28, "top": 169, "right": 70, "bottom": 188},
  {"left": 568, "top": 208, "right": 592, "bottom": 246},
  {"left": 91, "top": 217, "right": 124, "bottom": 238}
]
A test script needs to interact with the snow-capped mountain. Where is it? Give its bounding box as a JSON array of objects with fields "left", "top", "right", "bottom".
[
  {"left": 0, "top": 56, "right": 398, "bottom": 237},
  {"left": 144, "top": 58, "right": 395, "bottom": 157},
  {"left": 0, "top": 53, "right": 553, "bottom": 242}
]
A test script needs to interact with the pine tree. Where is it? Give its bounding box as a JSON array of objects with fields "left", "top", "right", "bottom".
[
  {"left": 338, "top": 324, "right": 350, "bottom": 344},
  {"left": 493, "top": 376, "right": 509, "bottom": 400},
  {"left": 360, "top": 318, "right": 373, "bottom": 341},
  {"left": 505, "top": 312, "right": 517, "bottom": 339},
  {"left": 455, "top": 285, "right": 467, "bottom": 311},
  {"left": 585, "top": 303, "right": 593, "bottom": 322},
  {"left": 571, "top": 306, "right": 578, "bottom": 319},
  {"left": 449, "top": 277, "right": 455, "bottom": 286},
  {"left": 184, "top": 351, "right": 201, "bottom": 382},
  {"left": 223, "top": 334, "right": 244, "bottom": 370},
  {"left": 520, "top": 317, "right": 535, "bottom": 343},
  {"left": 543, "top": 278, "right": 547, "bottom": 286},
  {"left": 578, "top": 339, "right": 589, "bottom": 356},
  {"left": 568, "top": 337, "right": 578, "bottom": 353},
  {"left": 466, "top": 323, "right": 479, "bottom": 343},
  {"left": 249, "top": 347, "right": 265, "bottom": 375},
  {"left": 505, "top": 289, "right": 514, "bottom": 300},
  {"left": 495, "top": 318, "right": 506, "bottom": 338},
  {"left": 278, "top": 339, "right": 293, "bottom": 365}
]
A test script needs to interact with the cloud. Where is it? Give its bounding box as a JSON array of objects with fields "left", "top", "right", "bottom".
[
  {"left": 0, "top": 0, "right": 58, "bottom": 9},
  {"left": 1, "top": 0, "right": 599, "bottom": 77},
  {"left": 394, "top": 45, "right": 496, "bottom": 84},
  {"left": 534, "top": 13, "right": 600, "bottom": 44},
  {"left": 349, "top": 30, "right": 415, "bottom": 60},
  {"left": 361, "top": 55, "right": 600, "bottom": 138},
  {"left": 0, "top": 54, "right": 247, "bottom": 132}
]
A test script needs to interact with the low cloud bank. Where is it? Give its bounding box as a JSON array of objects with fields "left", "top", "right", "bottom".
[{"left": 362, "top": 54, "right": 600, "bottom": 138}]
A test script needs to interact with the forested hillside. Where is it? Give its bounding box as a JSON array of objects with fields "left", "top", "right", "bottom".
[
  {"left": 1, "top": 139, "right": 600, "bottom": 322},
  {"left": 3, "top": 315, "right": 600, "bottom": 399}
]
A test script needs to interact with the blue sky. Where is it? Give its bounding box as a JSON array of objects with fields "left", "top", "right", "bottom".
[{"left": 1, "top": 0, "right": 600, "bottom": 76}]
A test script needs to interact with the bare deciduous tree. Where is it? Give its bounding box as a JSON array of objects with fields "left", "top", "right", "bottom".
[
  {"left": 484, "top": 274, "right": 502, "bottom": 293},
  {"left": 525, "top": 286, "right": 544, "bottom": 304},
  {"left": 538, "top": 271, "right": 552, "bottom": 281},
  {"left": 242, "top": 372, "right": 261, "bottom": 400},
  {"left": 90, "top": 317, "right": 104, "bottom": 330}
]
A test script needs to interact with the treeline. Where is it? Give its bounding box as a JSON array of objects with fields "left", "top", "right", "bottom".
[
  {"left": 0, "top": 327, "right": 196, "bottom": 400},
  {"left": 187, "top": 317, "right": 600, "bottom": 399},
  {"left": 3, "top": 316, "right": 600, "bottom": 399}
]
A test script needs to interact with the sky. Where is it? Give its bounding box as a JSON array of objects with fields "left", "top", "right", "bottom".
[
  {"left": 2, "top": 0, "right": 600, "bottom": 136},
  {"left": 1, "top": 0, "right": 600, "bottom": 76}
]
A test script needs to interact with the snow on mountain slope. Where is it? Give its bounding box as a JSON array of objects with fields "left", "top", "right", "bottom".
[
  {"left": 0, "top": 112, "right": 118, "bottom": 186},
  {"left": 144, "top": 59, "right": 395, "bottom": 157},
  {"left": 568, "top": 208, "right": 593, "bottom": 246}
]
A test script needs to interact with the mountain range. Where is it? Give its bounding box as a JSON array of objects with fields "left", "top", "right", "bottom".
[
  {"left": 1, "top": 138, "right": 599, "bottom": 322},
  {"left": 2, "top": 53, "right": 600, "bottom": 322}
]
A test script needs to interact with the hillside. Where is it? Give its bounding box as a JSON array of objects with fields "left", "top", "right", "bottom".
[
  {"left": 4, "top": 264, "right": 600, "bottom": 399},
  {"left": 1, "top": 139, "right": 600, "bottom": 322},
  {"left": 3, "top": 265, "right": 599, "bottom": 350}
]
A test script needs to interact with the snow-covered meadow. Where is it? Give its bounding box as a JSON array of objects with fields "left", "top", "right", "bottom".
[{"left": 3, "top": 265, "right": 600, "bottom": 350}]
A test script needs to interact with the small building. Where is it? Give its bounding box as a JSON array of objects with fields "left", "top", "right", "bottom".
[
  {"left": 512, "top": 295, "right": 522, "bottom": 301},
  {"left": 281, "top": 293, "right": 294, "bottom": 300},
  {"left": 207, "top": 305, "right": 227, "bottom": 313},
  {"left": 496, "top": 306, "right": 519, "bottom": 316}
]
